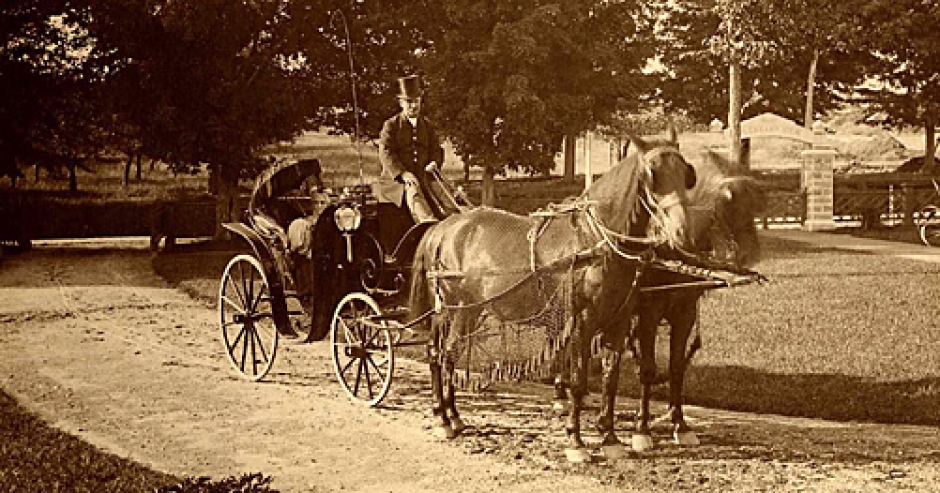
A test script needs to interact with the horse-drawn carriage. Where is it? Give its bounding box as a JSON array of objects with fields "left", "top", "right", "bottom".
[
  {"left": 218, "top": 157, "right": 464, "bottom": 403},
  {"left": 218, "top": 136, "right": 766, "bottom": 459}
]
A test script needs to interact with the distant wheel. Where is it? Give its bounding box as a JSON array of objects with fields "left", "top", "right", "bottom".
[
  {"left": 331, "top": 293, "right": 395, "bottom": 407},
  {"left": 218, "top": 254, "right": 279, "bottom": 381},
  {"left": 917, "top": 205, "right": 940, "bottom": 247}
]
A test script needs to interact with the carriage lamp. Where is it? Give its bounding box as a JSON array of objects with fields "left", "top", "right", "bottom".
[
  {"left": 334, "top": 205, "right": 362, "bottom": 233},
  {"left": 335, "top": 205, "right": 362, "bottom": 264}
]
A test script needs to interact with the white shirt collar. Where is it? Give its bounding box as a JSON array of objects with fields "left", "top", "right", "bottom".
[{"left": 407, "top": 116, "right": 418, "bottom": 128}]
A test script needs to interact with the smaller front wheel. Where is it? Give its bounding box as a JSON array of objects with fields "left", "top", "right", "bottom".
[
  {"left": 917, "top": 205, "right": 940, "bottom": 247},
  {"left": 331, "top": 293, "right": 394, "bottom": 407}
]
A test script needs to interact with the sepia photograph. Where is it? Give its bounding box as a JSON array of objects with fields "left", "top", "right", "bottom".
[{"left": 1, "top": 1, "right": 939, "bottom": 491}]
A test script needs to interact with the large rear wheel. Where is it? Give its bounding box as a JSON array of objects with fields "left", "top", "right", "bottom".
[
  {"left": 219, "top": 254, "right": 279, "bottom": 381},
  {"left": 331, "top": 293, "right": 394, "bottom": 407}
]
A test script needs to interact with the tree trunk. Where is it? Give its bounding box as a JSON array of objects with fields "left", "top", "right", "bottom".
[
  {"left": 804, "top": 49, "right": 819, "bottom": 129},
  {"left": 123, "top": 153, "right": 132, "bottom": 186},
  {"left": 214, "top": 165, "right": 238, "bottom": 240},
  {"left": 925, "top": 115, "right": 936, "bottom": 169},
  {"left": 728, "top": 61, "right": 743, "bottom": 169},
  {"left": 563, "top": 133, "right": 577, "bottom": 181},
  {"left": 68, "top": 158, "right": 78, "bottom": 193},
  {"left": 481, "top": 164, "right": 496, "bottom": 207},
  {"left": 208, "top": 162, "right": 219, "bottom": 195},
  {"left": 135, "top": 153, "right": 143, "bottom": 181}
]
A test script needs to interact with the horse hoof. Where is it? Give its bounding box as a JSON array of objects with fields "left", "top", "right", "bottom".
[
  {"left": 631, "top": 433, "right": 655, "bottom": 452},
  {"left": 674, "top": 430, "right": 700, "bottom": 446},
  {"left": 450, "top": 416, "right": 466, "bottom": 436},
  {"left": 564, "top": 447, "right": 592, "bottom": 463},
  {"left": 601, "top": 443, "right": 629, "bottom": 461},
  {"left": 432, "top": 424, "right": 456, "bottom": 440}
]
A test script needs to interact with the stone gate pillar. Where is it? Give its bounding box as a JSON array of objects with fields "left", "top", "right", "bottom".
[{"left": 799, "top": 149, "right": 837, "bottom": 231}]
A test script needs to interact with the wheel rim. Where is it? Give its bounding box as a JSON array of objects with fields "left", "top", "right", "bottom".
[
  {"left": 919, "top": 207, "right": 940, "bottom": 247},
  {"left": 219, "top": 254, "right": 279, "bottom": 381},
  {"left": 331, "top": 293, "right": 394, "bottom": 407}
]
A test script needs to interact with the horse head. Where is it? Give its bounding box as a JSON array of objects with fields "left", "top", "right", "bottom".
[
  {"left": 689, "top": 153, "right": 765, "bottom": 268},
  {"left": 628, "top": 132, "right": 696, "bottom": 250}
]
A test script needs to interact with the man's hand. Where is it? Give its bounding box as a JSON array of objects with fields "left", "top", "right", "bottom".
[{"left": 400, "top": 170, "right": 419, "bottom": 187}]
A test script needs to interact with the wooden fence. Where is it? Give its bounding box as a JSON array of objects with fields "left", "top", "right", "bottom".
[
  {"left": 1, "top": 173, "right": 936, "bottom": 246},
  {"left": 755, "top": 173, "right": 938, "bottom": 228}
]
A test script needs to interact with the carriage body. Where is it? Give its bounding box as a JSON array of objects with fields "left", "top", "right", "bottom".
[{"left": 218, "top": 158, "right": 432, "bottom": 385}]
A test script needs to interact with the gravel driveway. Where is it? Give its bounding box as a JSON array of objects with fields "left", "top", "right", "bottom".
[{"left": 1, "top": 244, "right": 938, "bottom": 492}]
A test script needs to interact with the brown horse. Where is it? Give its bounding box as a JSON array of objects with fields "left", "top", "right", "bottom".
[
  {"left": 629, "top": 153, "right": 764, "bottom": 450},
  {"left": 408, "top": 133, "right": 696, "bottom": 462}
]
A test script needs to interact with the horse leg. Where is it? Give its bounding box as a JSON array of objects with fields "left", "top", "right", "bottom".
[
  {"left": 552, "top": 331, "right": 572, "bottom": 411},
  {"left": 596, "top": 330, "right": 629, "bottom": 460},
  {"left": 564, "top": 318, "right": 592, "bottom": 463},
  {"left": 428, "top": 318, "right": 455, "bottom": 439},
  {"left": 666, "top": 297, "right": 700, "bottom": 446},
  {"left": 442, "top": 310, "right": 476, "bottom": 436},
  {"left": 633, "top": 306, "right": 662, "bottom": 452}
]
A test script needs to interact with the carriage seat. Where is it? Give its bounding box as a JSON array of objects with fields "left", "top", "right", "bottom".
[{"left": 251, "top": 212, "right": 289, "bottom": 248}]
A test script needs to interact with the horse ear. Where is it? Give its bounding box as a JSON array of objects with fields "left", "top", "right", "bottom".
[{"left": 667, "top": 124, "right": 678, "bottom": 145}]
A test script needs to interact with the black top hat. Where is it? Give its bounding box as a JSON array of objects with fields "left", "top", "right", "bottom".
[{"left": 396, "top": 75, "right": 424, "bottom": 100}]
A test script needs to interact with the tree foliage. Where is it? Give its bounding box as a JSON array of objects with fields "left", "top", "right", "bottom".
[
  {"left": 655, "top": 0, "right": 869, "bottom": 125},
  {"left": 856, "top": 0, "right": 940, "bottom": 165},
  {"left": 416, "top": 0, "right": 656, "bottom": 176},
  {"left": 0, "top": 1, "right": 99, "bottom": 187}
]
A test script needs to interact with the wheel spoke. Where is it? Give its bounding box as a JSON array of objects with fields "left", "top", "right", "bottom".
[
  {"left": 362, "top": 357, "right": 374, "bottom": 399},
  {"left": 365, "top": 354, "right": 387, "bottom": 382},
  {"left": 353, "top": 358, "right": 364, "bottom": 396},
  {"left": 338, "top": 317, "right": 360, "bottom": 344},
  {"left": 227, "top": 325, "right": 247, "bottom": 353},
  {"left": 250, "top": 327, "right": 270, "bottom": 364},
  {"left": 250, "top": 283, "right": 269, "bottom": 314},
  {"left": 240, "top": 327, "right": 250, "bottom": 372},
  {"left": 250, "top": 327, "right": 259, "bottom": 376},
  {"left": 222, "top": 295, "right": 246, "bottom": 314},
  {"left": 226, "top": 274, "right": 249, "bottom": 311},
  {"left": 340, "top": 354, "right": 356, "bottom": 377}
]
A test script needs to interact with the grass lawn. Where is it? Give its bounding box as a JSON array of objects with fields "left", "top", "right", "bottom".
[
  {"left": 154, "top": 232, "right": 940, "bottom": 427},
  {"left": 0, "top": 390, "right": 180, "bottom": 492}
]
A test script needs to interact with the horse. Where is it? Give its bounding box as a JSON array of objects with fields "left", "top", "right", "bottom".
[
  {"left": 408, "top": 131, "right": 697, "bottom": 462},
  {"left": 628, "top": 151, "right": 764, "bottom": 450}
]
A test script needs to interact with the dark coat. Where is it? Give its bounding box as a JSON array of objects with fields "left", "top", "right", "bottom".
[{"left": 376, "top": 113, "right": 444, "bottom": 207}]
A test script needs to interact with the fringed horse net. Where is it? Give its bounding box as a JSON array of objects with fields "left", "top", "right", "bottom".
[{"left": 445, "top": 272, "right": 577, "bottom": 392}]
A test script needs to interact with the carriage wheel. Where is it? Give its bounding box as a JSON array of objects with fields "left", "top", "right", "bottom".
[
  {"left": 331, "top": 293, "right": 395, "bottom": 407},
  {"left": 917, "top": 205, "right": 940, "bottom": 247},
  {"left": 218, "top": 254, "right": 279, "bottom": 381}
]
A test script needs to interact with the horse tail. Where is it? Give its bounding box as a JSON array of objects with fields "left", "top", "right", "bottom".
[{"left": 409, "top": 224, "right": 438, "bottom": 331}]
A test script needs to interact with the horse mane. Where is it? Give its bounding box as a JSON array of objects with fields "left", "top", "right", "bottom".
[
  {"left": 688, "top": 153, "right": 764, "bottom": 265},
  {"left": 690, "top": 153, "right": 762, "bottom": 210},
  {"left": 580, "top": 137, "right": 652, "bottom": 233}
]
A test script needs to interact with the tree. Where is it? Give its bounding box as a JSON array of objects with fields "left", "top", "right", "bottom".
[
  {"left": 655, "top": 0, "right": 868, "bottom": 158},
  {"left": 85, "top": 0, "right": 348, "bottom": 233},
  {"left": 416, "top": 0, "right": 655, "bottom": 203},
  {"left": 0, "top": 0, "right": 98, "bottom": 188},
  {"left": 764, "top": 0, "right": 872, "bottom": 128},
  {"left": 858, "top": 0, "right": 940, "bottom": 168}
]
